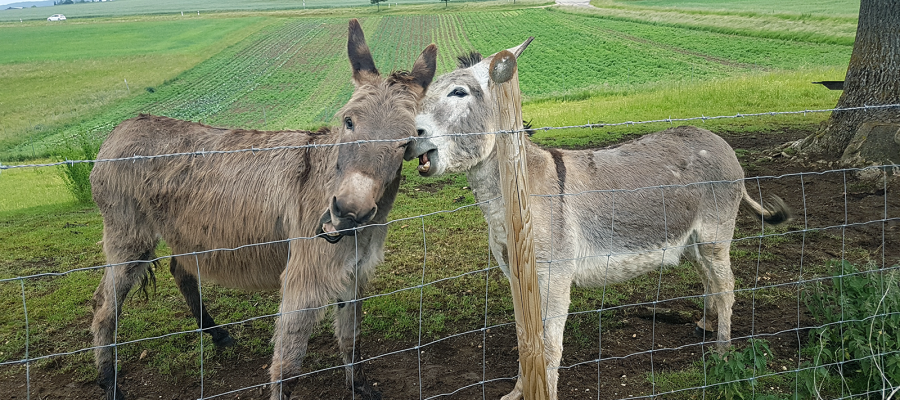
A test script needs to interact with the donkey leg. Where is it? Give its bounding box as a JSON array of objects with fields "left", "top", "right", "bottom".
[
  {"left": 268, "top": 290, "right": 325, "bottom": 400},
  {"left": 501, "top": 274, "right": 571, "bottom": 400},
  {"left": 334, "top": 293, "right": 380, "bottom": 400},
  {"left": 696, "top": 242, "right": 735, "bottom": 353},
  {"left": 169, "top": 258, "right": 234, "bottom": 347},
  {"left": 540, "top": 278, "right": 571, "bottom": 400},
  {"left": 91, "top": 248, "right": 155, "bottom": 400},
  {"left": 691, "top": 258, "right": 718, "bottom": 337}
]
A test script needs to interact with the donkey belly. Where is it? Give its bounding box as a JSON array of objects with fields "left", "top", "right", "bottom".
[
  {"left": 171, "top": 239, "right": 289, "bottom": 291},
  {"left": 572, "top": 248, "right": 686, "bottom": 287},
  {"left": 571, "top": 231, "right": 694, "bottom": 288}
]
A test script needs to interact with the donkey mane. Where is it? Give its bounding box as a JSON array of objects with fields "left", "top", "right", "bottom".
[
  {"left": 457, "top": 51, "right": 483, "bottom": 69},
  {"left": 387, "top": 69, "right": 416, "bottom": 85}
]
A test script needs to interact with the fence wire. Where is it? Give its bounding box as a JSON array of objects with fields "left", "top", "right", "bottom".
[
  {"left": 2, "top": 108, "right": 899, "bottom": 400},
  {"left": 1, "top": 103, "right": 899, "bottom": 172}
]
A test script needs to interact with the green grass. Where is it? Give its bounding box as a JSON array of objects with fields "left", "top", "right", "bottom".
[
  {"left": 525, "top": 67, "right": 845, "bottom": 148},
  {"left": 1, "top": 5, "right": 853, "bottom": 160},
  {"left": 0, "top": 16, "right": 271, "bottom": 157},
  {"left": 0, "top": 0, "right": 872, "bottom": 392},
  {"left": 587, "top": 1, "right": 858, "bottom": 45},
  {"left": 0, "top": 0, "right": 546, "bottom": 22},
  {"left": 607, "top": 0, "right": 859, "bottom": 17},
  {"left": 0, "top": 162, "right": 74, "bottom": 214}
]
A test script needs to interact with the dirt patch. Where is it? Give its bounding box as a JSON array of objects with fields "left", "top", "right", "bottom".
[{"left": 4, "top": 128, "right": 898, "bottom": 400}]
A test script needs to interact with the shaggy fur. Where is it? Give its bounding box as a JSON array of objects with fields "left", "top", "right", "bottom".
[
  {"left": 407, "top": 41, "right": 792, "bottom": 400},
  {"left": 89, "top": 19, "right": 436, "bottom": 400}
]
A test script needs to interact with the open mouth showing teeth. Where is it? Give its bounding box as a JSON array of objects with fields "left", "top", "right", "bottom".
[
  {"left": 323, "top": 223, "right": 340, "bottom": 237},
  {"left": 317, "top": 211, "right": 343, "bottom": 243},
  {"left": 417, "top": 150, "right": 433, "bottom": 174}
]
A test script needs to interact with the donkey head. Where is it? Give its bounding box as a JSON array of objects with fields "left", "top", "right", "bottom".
[
  {"left": 406, "top": 39, "right": 531, "bottom": 177},
  {"left": 319, "top": 19, "right": 437, "bottom": 243}
]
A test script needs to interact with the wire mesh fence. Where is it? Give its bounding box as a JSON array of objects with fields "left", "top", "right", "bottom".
[{"left": 1, "top": 108, "right": 898, "bottom": 400}]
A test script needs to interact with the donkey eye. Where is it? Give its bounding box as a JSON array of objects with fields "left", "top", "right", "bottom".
[
  {"left": 344, "top": 117, "right": 354, "bottom": 131},
  {"left": 448, "top": 88, "right": 468, "bottom": 98}
]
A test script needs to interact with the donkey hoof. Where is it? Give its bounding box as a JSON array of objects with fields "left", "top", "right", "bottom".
[
  {"left": 694, "top": 325, "right": 716, "bottom": 339},
  {"left": 213, "top": 334, "right": 235, "bottom": 348},
  {"left": 353, "top": 382, "right": 382, "bottom": 400},
  {"left": 102, "top": 385, "right": 126, "bottom": 400}
]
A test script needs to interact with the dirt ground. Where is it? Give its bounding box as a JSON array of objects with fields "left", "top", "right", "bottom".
[{"left": 4, "top": 128, "right": 898, "bottom": 400}]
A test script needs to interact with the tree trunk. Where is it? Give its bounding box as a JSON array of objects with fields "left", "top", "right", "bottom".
[{"left": 800, "top": 0, "right": 900, "bottom": 159}]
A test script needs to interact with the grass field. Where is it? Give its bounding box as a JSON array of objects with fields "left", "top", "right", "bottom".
[
  {"left": 0, "top": 16, "right": 271, "bottom": 156},
  {"left": 0, "top": 0, "right": 505, "bottom": 22},
  {"left": 0, "top": 1, "right": 874, "bottom": 398},
  {"left": 606, "top": 0, "right": 859, "bottom": 17},
  {"left": 0, "top": 3, "right": 851, "bottom": 160}
]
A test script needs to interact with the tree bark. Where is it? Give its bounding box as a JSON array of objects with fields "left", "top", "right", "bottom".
[{"left": 800, "top": 0, "right": 900, "bottom": 159}]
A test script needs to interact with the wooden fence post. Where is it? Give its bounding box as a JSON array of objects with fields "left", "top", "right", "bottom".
[{"left": 488, "top": 50, "right": 550, "bottom": 400}]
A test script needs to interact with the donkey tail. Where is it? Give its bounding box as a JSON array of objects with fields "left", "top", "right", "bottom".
[{"left": 741, "top": 189, "right": 794, "bottom": 225}]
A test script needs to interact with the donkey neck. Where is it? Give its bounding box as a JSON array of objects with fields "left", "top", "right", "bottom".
[{"left": 466, "top": 135, "right": 551, "bottom": 215}]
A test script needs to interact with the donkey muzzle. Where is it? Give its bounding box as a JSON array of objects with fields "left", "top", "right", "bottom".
[{"left": 317, "top": 209, "right": 345, "bottom": 244}]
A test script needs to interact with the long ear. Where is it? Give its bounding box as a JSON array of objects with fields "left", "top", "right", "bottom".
[
  {"left": 348, "top": 19, "right": 379, "bottom": 85},
  {"left": 507, "top": 37, "right": 534, "bottom": 58},
  {"left": 409, "top": 44, "right": 437, "bottom": 98},
  {"left": 474, "top": 37, "right": 534, "bottom": 87}
]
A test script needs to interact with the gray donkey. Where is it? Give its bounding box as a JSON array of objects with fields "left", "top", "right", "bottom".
[
  {"left": 406, "top": 40, "right": 791, "bottom": 400},
  {"left": 89, "top": 19, "right": 436, "bottom": 400}
]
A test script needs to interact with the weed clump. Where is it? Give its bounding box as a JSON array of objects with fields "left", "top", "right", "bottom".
[
  {"left": 800, "top": 261, "right": 900, "bottom": 399},
  {"left": 54, "top": 131, "right": 100, "bottom": 204}
]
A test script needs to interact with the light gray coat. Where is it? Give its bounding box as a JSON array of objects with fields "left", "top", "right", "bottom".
[{"left": 407, "top": 42, "right": 791, "bottom": 400}]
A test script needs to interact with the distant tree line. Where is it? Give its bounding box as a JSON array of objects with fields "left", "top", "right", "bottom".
[{"left": 55, "top": 0, "right": 109, "bottom": 4}]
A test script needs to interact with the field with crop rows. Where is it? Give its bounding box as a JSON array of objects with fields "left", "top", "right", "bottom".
[
  {"left": 6, "top": 3, "right": 897, "bottom": 400},
  {"left": 1, "top": 6, "right": 853, "bottom": 160},
  {"left": 603, "top": 0, "right": 859, "bottom": 17},
  {"left": 0, "top": 0, "right": 509, "bottom": 22}
]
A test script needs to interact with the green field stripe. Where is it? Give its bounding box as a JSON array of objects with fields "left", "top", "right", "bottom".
[
  {"left": 272, "top": 18, "right": 353, "bottom": 129},
  {"left": 163, "top": 20, "right": 328, "bottom": 124},
  {"left": 579, "top": 3, "right": 857, "bottom": 46},
  {"left": 215, "top": 19, "right": 344, "bottom": 129},
  {"left": 605, "top": 0, "right": 859, "bottom": 19},
  {"left": 432, "top": 13, "right": 471, "bottom": 74},
  {"left": 568, "top": 14, "right": 852, "bottom": 71}
]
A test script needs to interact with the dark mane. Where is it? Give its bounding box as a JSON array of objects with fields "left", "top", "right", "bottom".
[
  {"left": 456, "top": 51, "right": 483, "bottom": 69},
  {"left": 388, "top": 69, "right": 414, "bottom": 85}
]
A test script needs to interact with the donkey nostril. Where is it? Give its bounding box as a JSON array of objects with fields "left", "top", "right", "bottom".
[
  {"left": 359, "top": 206, "right": 377, "bottom": 223},
  {"left": 331, "top": 196, "right": 345, "bottom": 217},
  {"left": 416, "top": 128, "right": 425, "bottom": 136}
]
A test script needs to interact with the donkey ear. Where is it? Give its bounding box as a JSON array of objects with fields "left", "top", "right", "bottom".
[
  {"left": 409, "top": 44, "right": 437, "bottom": 98},
  {"left": 507, "top": 37, "right": 534, "bottom": 58},
  {"left": 474, "top": 37, "right": 533, "bottom": 87},
  {"left": 348, "top": 19, "right": 379, "bottom": 86}
]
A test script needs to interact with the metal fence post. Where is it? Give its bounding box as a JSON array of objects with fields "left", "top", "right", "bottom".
[{"left": 488, "top": 50, "right": 550, "bottom": 400}]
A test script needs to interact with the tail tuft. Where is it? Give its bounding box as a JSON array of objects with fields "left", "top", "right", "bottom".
[{"left": 742, "top": 195, "right": 794, "bottom": 225}]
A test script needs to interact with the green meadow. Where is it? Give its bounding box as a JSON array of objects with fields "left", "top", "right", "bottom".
[
  {"left": 0, "top": 0, "right": 866, "bottom": 397},
  {"left": 0, "top": 0, "right": 503, "bottom": 22},
  {"left": 0, "top": 16, "right": 271, "bottom": 156},
  {"left": 597, "top": 0, "right": 860, "bottom": 17},
  {"left": 0, "top": 2, "right": 850, "bottom": 160}
]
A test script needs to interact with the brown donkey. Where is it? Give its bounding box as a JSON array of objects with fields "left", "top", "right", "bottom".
[{"left": 89, "top": 19, "right": 436, "bottom": 400}]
